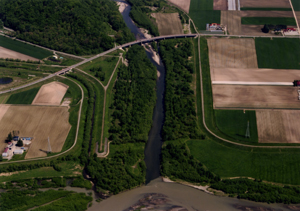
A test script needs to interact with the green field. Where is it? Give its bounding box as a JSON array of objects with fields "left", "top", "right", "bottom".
[
  {"left": 189, "top": 0, "right": 214, "bottom": 11},
  {"left": 0, "top": 36, "right": 52, "bottom": 60},
  {"left": 240, "top": 7, "right": 292, "bottom": 11},
  {"left": 215, "top": 110, "right": 258, "bottom": 143},
  {"left": 6, "top": 87, "right": 40, "bottom": 104},
  {"left": 255, "top": 38, "right": 300, "bottom": 69},
  {"left": 241, "top": 17, "right": 297, "bottom": 25},
  {"left": 292, "top": 0, "right": 300, "bottom": 11},
  {"left": 78, "top": 56, "right": 119, "bottom": 86}
]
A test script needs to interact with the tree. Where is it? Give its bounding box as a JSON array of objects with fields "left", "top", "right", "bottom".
[
  {"left": 0, "top": 20, "right": 3, "bottom": 29},
  {"left": 7, "top": 132, "right": 12, "bottom": 141},
  {"left": 16, "top": 140, "right": 23, "bottom": 147},
  {"left": 262, "top": 24, "right": 269, "bottom": 33}
]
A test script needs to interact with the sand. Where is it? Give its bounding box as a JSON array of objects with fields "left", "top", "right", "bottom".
[
  {"left": 152, "top": 13, "right": 183, "bottom": 35},
  {"left": 117, "top": 2, "right": 127, "bottom": 13},
  {"left": 240, "top": 0, "right": 291, "bottom": 8},
  {"left": 212, "top": 85, "right": 300, "bottom": 109},
  {"left": 210, "top": 68, "right": 300, "bottom": 83},
  {"left": 0, "top": 46, "right": 39, "bottom": 61},
  {"left": 167, "top": 0, "right": 191, "bottom": 13},
  {"left": 256, "top": 110, "right": 300, "bottom": 143},
  {"left": 32, "top": 81, "right": 68, "bottom": 106},
  {"left": 207, "top": 38, "right": 258, "bottom": 68},
  {"left": 0, "top": 105, "right": 71, "bottom": 159},
  {"left": 221, "top": 11, "right": 241, "bottom": 35}
]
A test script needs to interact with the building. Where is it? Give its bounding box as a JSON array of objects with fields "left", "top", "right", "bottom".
[
  {"left": 206, "top": 23, "right": 223, "bottom": 32},
  {"left": 13, "top": 136, "right": 19, "bottom": 141},
  {"left": 2, "top": 148, "right": 8, "bottom": 157},
  {"left": 13, "top": 149, "right": 24, "bottom": 154}
]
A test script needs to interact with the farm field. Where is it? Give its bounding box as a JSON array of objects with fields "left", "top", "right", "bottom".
[
  {"left": 256, "top": 110, "right": 300, "bottom": 143},
  {"left": 212, "top": 85, "right": 300, "bottom": 109},
  {"left": 152, "top": 13, "right": 183, "bottom": 35},
  {"left": 295, "top": 12, "right": 300, "bottom": 26},
  {"left": 6, "top": 87, "right": 40, "bottom": 104},
  {"left": 207, "top": 38, "right": 257, "bottom": 68},
  {"left": 210, "top": 68, "right": 300, "bottom": 83},
  {"left": 0, "top": 36, "right": 52, "bottom": 60},
  {"left": 0, "top": 46, "right": 39, "bottom": 61},
  {"left": 221, "top": 11, "right": 241, "bottom": 35},
  {"left": 292, "top": 0, "right": 300, "bottom": 11},
  {"left": 240, "top": 10, "right": 294, "bottom": 17},
  {"left": 215, "top": 109, "right": 258, "bottom": 142},
  {"left": 187, "top": 139, "right": 300, "bottom": 185},
  {"left": 255, "top": 38, "right": 300, "bottom": 69},
  {"left": 32, "top": 82, "right": 68, "bottom": 106},
  {"left": 189, "top": 11, "right": 220, "bottom": 30},
  {"left": 213, "top": 0, "right": 227, "bottom": 10},
  {"left": 0, "top": 106, "right": 71, "bottom": 159},
  {"left": 167, "top": 0, "right": 191, "bottom": 13},
  {"left": 241, "top": 24, "right": 278, "bottom": 36},
  {"left": 240, "top": 0, "right": 291, "bottom": 8},
  {"left": 241, "top": 17, "right": 296, "bottom": 25}
]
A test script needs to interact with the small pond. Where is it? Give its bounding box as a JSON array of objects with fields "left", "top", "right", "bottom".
[{"left": 0, "top": 77, "right": 13, "bottom": 85}]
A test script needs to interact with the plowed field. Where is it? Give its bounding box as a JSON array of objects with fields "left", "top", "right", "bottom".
[
  {"left": 240, "top": 0, "right": 291, "bottom": 8},
  {"left": 152, "top": 13, "right": 183, "bottom": 35},
  {"left": 167, "top": 0, "right": 190, "bottom": 13},
  {"left": 212, "top": 85, "right": 300, "bottom": 109},
  {"left": 0, "top": 106, "right": 71, "bottom": 159},
  {"left": 256, "top": 110, "right": 300, "bottom": 143},
  {"left": 240, "top": 11, "right": 294, "bottom": 17},
  {"left": 207, "top": 38, "right": 258, "bottom": 68},
  {"left": 214, "top": 0, "right": 227, "bottom": 10},
  {"left": 221, "top": 11, "right": 241, "bottom": 35}
]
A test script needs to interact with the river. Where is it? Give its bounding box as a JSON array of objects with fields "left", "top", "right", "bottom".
[{"left": 88, "top": 1, "right": 298, "bottom": 210}]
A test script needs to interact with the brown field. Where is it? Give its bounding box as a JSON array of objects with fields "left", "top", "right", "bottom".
[
  {"left": 241, "top": 24, "right": 297, "bottom": 36},
  {"left": 211, "top": 68, "right": 300, "bottom": 82},
  {"left": 240, "top": 0, "right": 291, "bottom": 8},
  {"left": 207, "top": 38, "right": 258, "bottom": 68},
  {"left": 214, "top": 0, "right": 227, "bottom": 10},
  {"left": 221, "top": 11, "right": 241, "bottom": 35},
  {"left": 0, "top": 46, "right": 39, "bottom": 61},
  {"left": 32, "top": 82, "right": 68, "bottom": 106},
  {"left": 152, "top": 13, "right": 183, "bottom": 35},
  {"left": 212, "top": 85, "right": 300, "bottom": 109},
  {"left": 167, "top": 0, "right": 190, "bottom": 13},
  {"left": 256, "top": 110, "right": 300, "bottom": 143},
  {"left": 0, "top": 106, "right": 71, "bottom": 159},
  {"left": 240, "top": 11, "right": 294, "bottom": 17}
]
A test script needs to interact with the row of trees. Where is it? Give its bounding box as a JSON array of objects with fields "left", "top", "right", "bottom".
[
  {"left": 159, "top": 39, "right": 202, "bottom": 141},
  {"left": 108, "top": 45, "right": 157, "bottom": 144},
  {"left": 0, "top": 0, "right": 135, "bottom": 55}
]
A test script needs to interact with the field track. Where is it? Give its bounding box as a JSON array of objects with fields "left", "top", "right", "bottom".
[
  {"left": 212, "top": 85, "right": 300, "bottom": 109},
  {"left": 0, "top": 106, "right": 71, "bottom": 159},
  {"left": 167, "top": 0, "right": 190, "bottom": 13},
  {"left": 256, "top": 110, "right": 300, "bottom": 143},
  {"left": 211, "top": 68, "right": 300, "bottom": 83},
  {"left": 207, "top": 38, "right": 257, "bottom": 68},
  {"left": 240, "top": 0, "right": 291, "bottom": 8},
  {"left": 221, "top": 11, "right": 241, "bottom": 35},
  {"left": 214, "top": 0, "right": 227, "bottom": 10},
  {"left": 152, "top": 13, "right": 183, "bottom": 35},
  {"left": 32, "top": 82, "right": 68, "bottom": 106}
]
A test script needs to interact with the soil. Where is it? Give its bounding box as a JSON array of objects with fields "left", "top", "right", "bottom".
[
  {"left": 0, "top": 105, "right": 71, "bottom": 159},
  {"left": 214, "top": 0, "right": 227, "bottom": 10},
  {"left": 0, "top": 104, "right": 10, "bottom": 122},
  {"left": 221, "top": 11, "right": 241, "bottom": 35},
  {"left": 210, "top": 68, "right": 300, "bottom": 83},
  {"left": 0, "top": 46, "right": 39, "bottom": 61},
  {"left": 32, "top": 81, "right": 69, "bottom": 106},
  {"left": 240, "top": 11, "right": 294, "bottom": 17},
  {"left": 207, "top": 38, "right": 258, "bottom": 68},
  {"left": 167, "top": 0, "right": 190, "bottom": 13},
  {"left": 241, "top": 24, "right": 297, "bottom": 36},
  {"left": 212, "top": 85, "right": 300, "bottom": 109},
  {"left": 152, "top": 13, "right": 183, "bottom": 35},
  {"left": 240, "top": 0, "right": 291, "bottom": 8},
  {"left": 256, "top": 110, "right": 300, "bottom": 143}
]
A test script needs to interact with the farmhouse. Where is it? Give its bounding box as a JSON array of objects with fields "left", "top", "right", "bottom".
[{"left": 206, "top": 23, "right": 224, "bottom": 32}]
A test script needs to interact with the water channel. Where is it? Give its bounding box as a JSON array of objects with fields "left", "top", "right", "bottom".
[{"left": 87, "top": 1, "right": 298, "bottom": 210}]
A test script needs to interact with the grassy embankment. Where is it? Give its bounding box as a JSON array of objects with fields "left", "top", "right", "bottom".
[
  {"left": 241, "top": 17, "right": 297, "bottom": 25},
  {"left": 255, "top": 38, "right": 300, "bottom": 69},
  {"left": 186, "top": 37, "right": 300, "bottom": 185},
  {"left": 0, "top": 36, "right": 52, "bottom": 60},
  {"left": 189, "top": 0, "right": 220, "bottom": 31}
]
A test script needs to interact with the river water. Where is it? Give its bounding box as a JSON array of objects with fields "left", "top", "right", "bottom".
[{"left": 88, "top": 1, "right": 298, "bottom": 210}]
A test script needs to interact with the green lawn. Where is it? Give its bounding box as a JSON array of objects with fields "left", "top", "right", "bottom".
[
  {"left": 187, "top": 139, "right": 300, "bottom": 185},
  {"left": 255, "top": 38, "right": 300, "bottom": 69},
  {"left": 240, "top": 7, "right": 292, "bottom": 11},
  {"left": 241, "top": 17, "right": 296, "bottom": 25},
  {"left": 0, "top": 36, "right": 52, "bottom": 60},
  {"left": 292, "top": 0, "right": 300, "bottom": 11},
  {"left": 78, "top": 56, "right": 119, "bottom": 86},
  {"left": 6, "top": 87, "right": 40, "bottom": 104},
  {"left": 215, "top": 110, "right": 258, "bottom": 143}
]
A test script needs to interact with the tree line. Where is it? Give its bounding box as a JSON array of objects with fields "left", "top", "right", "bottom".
[
  {"left": 159, "top": 39, "right": 202, "bottom": 141},
  {"left": 0, "top": 0, "right": 135, "bottom": 55}
]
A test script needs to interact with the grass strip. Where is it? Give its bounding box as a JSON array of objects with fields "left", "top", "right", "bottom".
[{"left": 241, "top": 17, "right": 296, "bottom": 25}]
